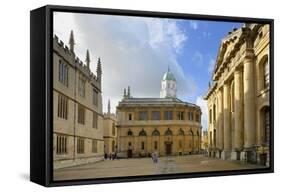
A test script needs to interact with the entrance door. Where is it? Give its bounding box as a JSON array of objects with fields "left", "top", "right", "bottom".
[
  {"left": 165, "top": 143, "right": 172, "bottom": 155},
  {"left": 127, "top": 149, "right": 133, "bottom": 158}
]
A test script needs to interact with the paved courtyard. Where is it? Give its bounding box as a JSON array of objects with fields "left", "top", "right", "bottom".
[{"left": 53, "top": 155, "right": 266, "bottom": 180}]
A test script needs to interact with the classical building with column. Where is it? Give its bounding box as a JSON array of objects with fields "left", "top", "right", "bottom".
[
  {"left": 116, "top": 69, "right": 202, "bottom": 158},
  {"left": 204, "top": 24, "right": 270, "bottom": 166},
  {"left": 103, "top": 100, "right": 118, "bottom": 156},
  {"left": 53, "top": 31, "right": 104, "bottom": 169}
]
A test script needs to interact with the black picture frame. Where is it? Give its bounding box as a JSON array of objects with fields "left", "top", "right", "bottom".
[{"left": 30, "top": 5, "right": 274, "bottom": 187}]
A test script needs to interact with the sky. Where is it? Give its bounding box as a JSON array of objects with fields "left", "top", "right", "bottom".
[{"left": 53, "top": 12, "right": 242, "bottom": 130}]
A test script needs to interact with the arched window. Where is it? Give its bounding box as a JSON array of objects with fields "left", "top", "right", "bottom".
[
  {"left": 178, "top": 128, "right": 184, "bottom": 136},
  {"left": 139, "top": 129, "right": 147, "bottom": 136},
  {"left": 263, "top": 59, "right": 269, "bottom": 89},
  {"left": 152, "top": 129, "right": 160, "bottom": 136},
  {"left": 165, "top": 128, "right": 173, "bottom": 136},
  {"left": 188, "top": 129, "right": 194, "bottom": 136},
  {"left": 127, "top": 129, "right": 133, "bottom": 136}
]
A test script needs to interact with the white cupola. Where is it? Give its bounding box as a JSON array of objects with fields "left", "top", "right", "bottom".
[{"left": 160, "top": 67, "right": 177, "bottom": 98}]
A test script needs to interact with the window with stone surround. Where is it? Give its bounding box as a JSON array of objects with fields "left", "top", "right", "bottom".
[
  {"left": 93, "top": 89, "right": 98, "bottom": 106},
  {"left": 152, "top": 111, "right": 160, "bottom": 120},
  {"left": 57, "top": 93, "right": 68, "bottom": 119},
  {"left": 177, "top": 111, "right": 184, "bottom": 120},
  {"left": 128, "top": 113, "right": 133, "bottom": 120},
  {"left": 154, "top": 141, "right": 158, "bottom": 150},
  {"left": 78, "top": 104, "right": 85, "bottom": 124},
  {"left": 195, "top": 114, "right": 200, "bottom": 122},
  {"left": 78, "top": 76, "right": 86, "bottom": 97},
  {"left": 112, "top": 123, "right": 115, "bottom": 135},
  {"left": 141, "top": 141, "right": 145, "bottom": 150},
  {"left": 92, "top": 111, "right": 98, "bottom": 128},
  {"left": 188, "top": 112, "right": 194, "bottom": 121},
  {"left": 92, "top": 140, "right": 97, "bottom": 153},
  {"left": 59, "top": 60, "right": 68, "bottom": 86},
  {"left": 77, "top": 138, "right": 84, "bottom": 154},
  {"left": 56, "top": 135, "right": 67, "bottom": 155},
  {"left": 209, "top": 109, "right": 212, "bottom": 124},
  {"left": 164, "top": 111, "right": 173, "bottom": 120},
  {"left": 139, "top": 111, "right": 148, "bottom": 120},
  {"left": 264, "top": 59, "right": 269, "bottom": 89}
]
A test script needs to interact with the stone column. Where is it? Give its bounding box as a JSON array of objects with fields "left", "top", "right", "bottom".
[
  {"left": 231, "top": 70, "right": 243, "bottom": 160},
  {"left": 217, "top": 89, "right": 224, "bottom": 158},
  {"left": 222, "top": 84, "right": 231, "bottom": 160},
  {"left": 242, "top": 50, "right": 256, "bottom": 163}
]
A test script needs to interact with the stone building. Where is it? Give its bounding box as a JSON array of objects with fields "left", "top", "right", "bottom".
[
  {"left": 53, "top": 31, "right": 104, "bottom": 169},
  {"left": 201, "top": 130, "right": 208, "bottom": 151},
  {"left": 103, "top": 100, "right": 118, "bottom": 156},
  {"left": 204, "top": 24, "right": 270, "bottom": 166},
  {"left": 117, "top": 69, "right": 202, "bottom": 158}
]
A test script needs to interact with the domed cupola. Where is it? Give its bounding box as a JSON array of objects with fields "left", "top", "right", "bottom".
[{"left": 160, "top": 67, "right": 177, "bottom": 98}]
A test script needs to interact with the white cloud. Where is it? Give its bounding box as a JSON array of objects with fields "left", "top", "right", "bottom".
[
  {"left": 196, "top": 96, "right": 208, "bottom": 130},
  {"left": 190, "top": 21, "right": 198, "bottom": 30},
  {"left": 54, "top": 13, "right": 196, "bottom": 113}
]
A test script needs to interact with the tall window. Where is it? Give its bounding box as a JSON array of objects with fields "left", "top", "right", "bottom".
[
  {"left": 152, "top": 111, "right": 160, "bottom": 120},
  {"left": 78, "top": 76, "right": 86, "bottom": 97},
  {"left": 177, "top": 111, "right": 184, "bottom": 120},
  {"left": 141, "top": 141, "right": 145, "bottom": 150},
  {"left": 112, "top": 123, "right": 115, "bottom": 135},
  {"left": 92, "top": 111, "right": 98, "bottom": 128},
  {"left": 188, "top": 112, "right": 194, "bottom": 121},
  {"left": 128, "top": 113, "right": 132, "bottom": 121},
  {"left": 139, "top": 111, "right": 148, "bottom": 120},
  {"left": 164, "top": 111, "right": 173, "bottom": 120},
  {"left": 78, "top": 104, "right": 85, "bottom": 124},
  {"left": 195, "top": 114, "right": 200, "bottom": 122},
  {"left": 93, "top": 89, "right": 98, "bottom": 106},
  {"left": 213, "top": 104, "right": 216, "bottom": 122},
  {"left": 56, "top": 135, "right": 67, "bottom": 155},
  {"left": 264, "top": 60, "right": 269, "bottom": 89},
  {"left": 264, "top": 108, "right": 270, "bottom": 144},
  {"left": 92, "top": 140, "right": 97, "bottom": 153},
  {"left": 59, "top": 60, "right": 68, "bottom": 86},
  {"left": 209, "top": 109, "right": 212, "bottom": 124},
  {"left": 57, "top": 94, "right": 68, "bottom": 119},
  {"left": 77, "top": 138, "right": 84, "bottom": 154},
  {"left": 154, "top": 141, "right": 158, "bottom": 150}
]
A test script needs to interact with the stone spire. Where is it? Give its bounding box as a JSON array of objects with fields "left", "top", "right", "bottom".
[
  {"left": 123, "top": 88, "right": 127, "bottom": 98},
  {"left": 96, "top": 57, "right": 102, "bottom": 82},
  {"left": 85, "top": 49, "right": 90, "bottom": 68},
  {"left": 127, "top": 86, "right": 131, "bottom": 98},
  {"left": 107, "top": 99, "right": 111, "bottom": 115},
  {"left": 69, "top": 30, "right": 75, "bottom": 52}
]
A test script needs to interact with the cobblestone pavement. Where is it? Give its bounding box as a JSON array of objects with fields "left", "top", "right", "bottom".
[{"left": 53, "top": 155, "right": 266, "bottom": 180}]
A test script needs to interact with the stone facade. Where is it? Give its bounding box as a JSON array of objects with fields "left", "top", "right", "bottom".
[
  {"left": 204, "top": 24, "right": 270, "bottom": 166},
  {"left": 53, "top": 31, "right": 104, "bottom": 169},
  {"left": 117, "top": 69, "right": 202, "bottom": 158},
  {"left": 103, "top": 100, "right": 118, "bottom": 156}
]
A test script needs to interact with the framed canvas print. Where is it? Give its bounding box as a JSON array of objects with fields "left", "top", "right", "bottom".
[{"left": 30, "top": 5, "right": 274, "bottom": 187}]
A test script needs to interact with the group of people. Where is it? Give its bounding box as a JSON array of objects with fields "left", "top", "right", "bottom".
[
  {"left": 104, "top": 152, "right": 117, "bottom": 160},
  {"left": 151, "top": 151, "right": 159, "bottom": 163}
]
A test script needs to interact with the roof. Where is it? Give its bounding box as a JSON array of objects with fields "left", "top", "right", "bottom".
[{"left": 117, "top": 97, "right": 200, "bottom": 109}]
